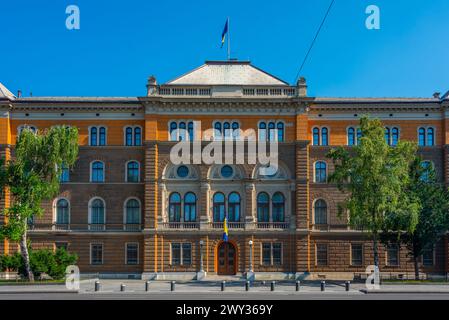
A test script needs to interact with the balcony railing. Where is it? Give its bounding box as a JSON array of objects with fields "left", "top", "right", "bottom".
[
  {"left": 255, "top": 222, "right": 290, "bottom": 229},
  {"left": 27, "top": 223, "right": 142, "bottom": 232},
  {"left": 311, "top": 224, "right": 364, "bottom": 231},
  {"left": 160, "top": 222, "right": 200, "bottom": 229},
  {"left": 210, "top": 222, "right": 246, "bottom": 229}
]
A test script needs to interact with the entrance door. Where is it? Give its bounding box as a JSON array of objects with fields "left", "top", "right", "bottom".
[{"left": 217, "top": 242, "right": 236, "bottom": 275}]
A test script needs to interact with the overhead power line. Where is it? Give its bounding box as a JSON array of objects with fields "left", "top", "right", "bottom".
[{"left": 294, "top": 0, "right": 336, "bottom": 83}]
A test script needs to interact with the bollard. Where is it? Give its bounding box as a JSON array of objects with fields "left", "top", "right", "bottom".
[
  {"left": 94, "top": 280, "right": 101, "bottom": 292},
  {"left": 245, "top": 281, "right": 250, "bottom": 291},
  {"left": 345, "top": 281, "right": 350, "bottom": 292},
  {"left": 170, "top": 281, "right": 176, "bottom": 291},
  {"left": 221, "top": 281, "right": 226, "bottom": 292},
  {"left": 296, "top": 280, "right": 300, "bottom": 291},
  {"left": 120, "top": 284, "right": 126, "bottom": 292},
  {"left": 145, "top": 281, "right": 150, "bottom": 292},
  {"left": 321, "top": 281, "right": 326, "bottom": 292},
  {"left": 270, "top": 281, "right": 275, "bottom": 291}
]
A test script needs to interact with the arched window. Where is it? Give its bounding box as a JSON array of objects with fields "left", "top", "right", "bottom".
[
  {"left": 125, "top": 127, "right": 133, "bottom": 146},
  {"left": 90, "top": 127, "right": 97, "bottom": 146},
  {"left": 170, "top": 122, "right": 178, "bottom": 141},
  {"left": 357, "top": 128, "right": 362, "bottom": 144},
  {"left": 213, "top": 192, "right": 226, "bottom": 222},
  {"left": 314, "top": 161, "right": 327, "bottom": 183},
  {"left": 427, "top": 128, "right": 435, "bottom": 146},
  {"left": 272, "top": 192, "right": 285, "bottom": 222},
  {"left": 257, "top": 192, "right": 270, "bottom": 222},
  {"left": 134, "top": 127, "right": 142, "bottom": 146},
  {"left": 314, "top": 199, "right": 327, "bottom": 225},
  {"left": 348, "top": 127, "right": 355, "bottom": 146},
  {"left": 214, "top": 122, "right": 222, "bottom": 140},
  {"left": 385, "top": 128, "right": 391, "bottom": 145},
  {"left": 268, "top": 122, "right": 276, "bottom": 141},
  {"left": 259, "top": 122, "right": 267, "bottom": 141},
  {"left": 187, "top": 122, "right": 194, "bottom": 141},
  {"left": 184, "top": 192, "right": 197, "bottom": 222},
  {"left": 228, "top": 192, "right": 241, "bottom": 222},
  {"left": 321, "top": 127, "right": 328, "bottom": 146},
  {"left": 90, "top": 198, "right": 105, "bottom": 225},
  {"left": 277, "top": 122, "right": 284, "bottom": 142},
  {"left": 418, "top": 127, "right": 426, "bottom": 146},
  {"left": 91, "top": 161, "right": 104, "bottom": 182},
  {"left": 391, "top": 127, "right": 399, "bottom": 146},
  {"left": 169, "top": 193, "right": 181, "bottom": 222},
  {"left": 56, "top": 199, "right": 69, "bottom": 224},
  {"left": 99, "top": 127, "right": 106, "bottom": 146},
  {"left": 232, "top": 122, "right": 240, "bottom": 138},
  {"left": 125, "top": 199, "right": 140, "bottom": 224},
  {"left": 223, "top": 122, "right": 231, "bottom": 139},
  {"left": 178, "top": 122, "right": 186, "bottom": 141},
  {"left": 126, "top": 161, "right": 139, "bottom": 182},
  {"left": 312, "top": 127, "right": 320, "bottom": 146}
]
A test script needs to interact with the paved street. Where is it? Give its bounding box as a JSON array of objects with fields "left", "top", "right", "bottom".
[{"left": 0, "top": 280, "right": 449, "bottom": 299}]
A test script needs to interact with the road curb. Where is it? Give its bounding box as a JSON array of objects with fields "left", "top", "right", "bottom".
[
  {"left": 0, "top": 290, "right": 79, "bottom": 294},
  {"left": 361, "top": 289, "right": 449, "bottom": 294}
]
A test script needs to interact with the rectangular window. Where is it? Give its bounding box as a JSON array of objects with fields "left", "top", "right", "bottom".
[
  {"left": 272, "top": 243, "right": 282, "bottom": 266},
  {"left": 261, "top": 243, "right": 282, "bottom": 266},
  {"left": 387, "top": 245, "right": 399, "bottom": 266},
  {"left": 351, "top": 244, "right": 363, "bottom": 266},
  {"left": 262, "top": 243, "right": 271, "bottom": 265},
  {"left": 91, "top": 243, "right": 103, "bottom": 265},
  {"left": 126, "top": 243, "right": 139, "bottom": 265},
  {"left": 422, "top": 248, "right": 434, "bottom": 266},
  {"left": 182, "top": 243, "right": 192, "bottom": 266},
  {"left": 60, "top": 164, "right": 70, "bottom": 183},
  {"left": 171, "top": 242, "right": 192, "bottom": 266},
  {"left": 316, "top": 244, "right": 328, "bottom": 266}
]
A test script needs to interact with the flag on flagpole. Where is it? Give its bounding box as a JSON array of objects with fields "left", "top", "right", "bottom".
[
  {"left": 221, "top": 19, "right": 228, "bottom": 48},
  {"left": 222, "top": 217, "right": 229, "bottom": 242}
]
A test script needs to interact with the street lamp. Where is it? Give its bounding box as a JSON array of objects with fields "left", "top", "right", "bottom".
[
  {"left": 248, "top": 240, "right": 253, "bottom": 273},
  {"left": 199, "top": 240, "right": 204, "bottom": 272}
]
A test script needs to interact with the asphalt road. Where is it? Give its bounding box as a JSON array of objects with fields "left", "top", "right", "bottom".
[{"left": 2, "top": 291, "right": 449, "bottom": 300}]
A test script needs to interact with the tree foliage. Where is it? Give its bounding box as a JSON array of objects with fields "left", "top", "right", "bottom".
[
  {"left": 0, "top": 126, "right": 79, "bottom": 280},
  {"left": 327, "top": 116, "right": 420, "bottom": 267}
]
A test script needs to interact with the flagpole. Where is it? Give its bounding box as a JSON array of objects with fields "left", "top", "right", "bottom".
[{"left": 227, "top": 17, "right": 231, "bottom": 60}]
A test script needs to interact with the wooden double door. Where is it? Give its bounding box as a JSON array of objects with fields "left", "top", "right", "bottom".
[{"left": 217, "top": 242, "right": 237, "bottom": 275}]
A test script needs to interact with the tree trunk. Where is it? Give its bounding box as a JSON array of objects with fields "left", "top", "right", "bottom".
[
  {"left": 373, "top": 232, "right": 379, "bottom": 268},
  {"left": 413, "top": 255, "right": 420, "bottom": 280},
  {"left": 19, "top": 226, "right": 34, "bottom": 282}
]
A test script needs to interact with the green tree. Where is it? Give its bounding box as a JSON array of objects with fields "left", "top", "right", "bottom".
[
  {"left": 0, "top": 126, "right": 78, "bottom": 281},
  {"left": 382, "top": 158, "right": 449, "bottom": 279},
  {"left": 327, "top": 116, "right": 420, "bottom": 269}
]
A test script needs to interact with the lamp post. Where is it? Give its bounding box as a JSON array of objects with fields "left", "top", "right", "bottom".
[
  {"left": 248, "top": 240, "right": 253, "bottom": 273},
  {"left": 199, "top": 240, "right": 204, "bottom": 272}
]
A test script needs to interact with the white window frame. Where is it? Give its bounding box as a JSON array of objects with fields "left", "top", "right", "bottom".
[
  {"left": 123, "top": 197, "right": 142, "bottom": 225},
  {"left": 170, "top": 242, "right": 192, "bottom": 266},
  {"left": 52, "top": 197, "right": 71, "bottom": 225},
  {"left": 313, "top": 160, "right": 328, "bottom": 183},
  {"left": 88, "top": 125, "right": 108, "bottom": 146},
  {"left": 90, "top": 160, "right": 105, "bottom": 183},
  {"left": 260, "top": 242, "right": 283, "bottom": 266},
  {"left": 123, "top": 125, "right": 143, "bottom": 146},
  {"left": 88, "top": 197, "right": 106, "bottom": 225},
  {"left": 125, "top": 242, "right": 139, "bottom": 265},
  {"left": 125, "top": 160, "right": 140, "bottom": 183},
  {"left": 90, "top": 243, "right": 104, "bottom": 265}
]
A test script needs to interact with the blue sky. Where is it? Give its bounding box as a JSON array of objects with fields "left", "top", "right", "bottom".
[{"left": 1, "top": 0, "right": 448, "bottom": 98}]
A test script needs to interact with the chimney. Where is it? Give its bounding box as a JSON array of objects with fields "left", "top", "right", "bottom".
[
  {"left": 296, "top": 77, "right": 307, "bottom": 97},
  {"left": 433, "top": 92, "right": 441, "bottom": 99},
  {"left": 17, "top": 90, "right": 22, "bottom": 98},
  {"left": 146, "top": 75, "right": 157, "bottom": 96}
]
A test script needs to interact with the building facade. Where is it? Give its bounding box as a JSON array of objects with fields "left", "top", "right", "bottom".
[{"left": 0, "top": 60, "right": 448, "bottom": 280}]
